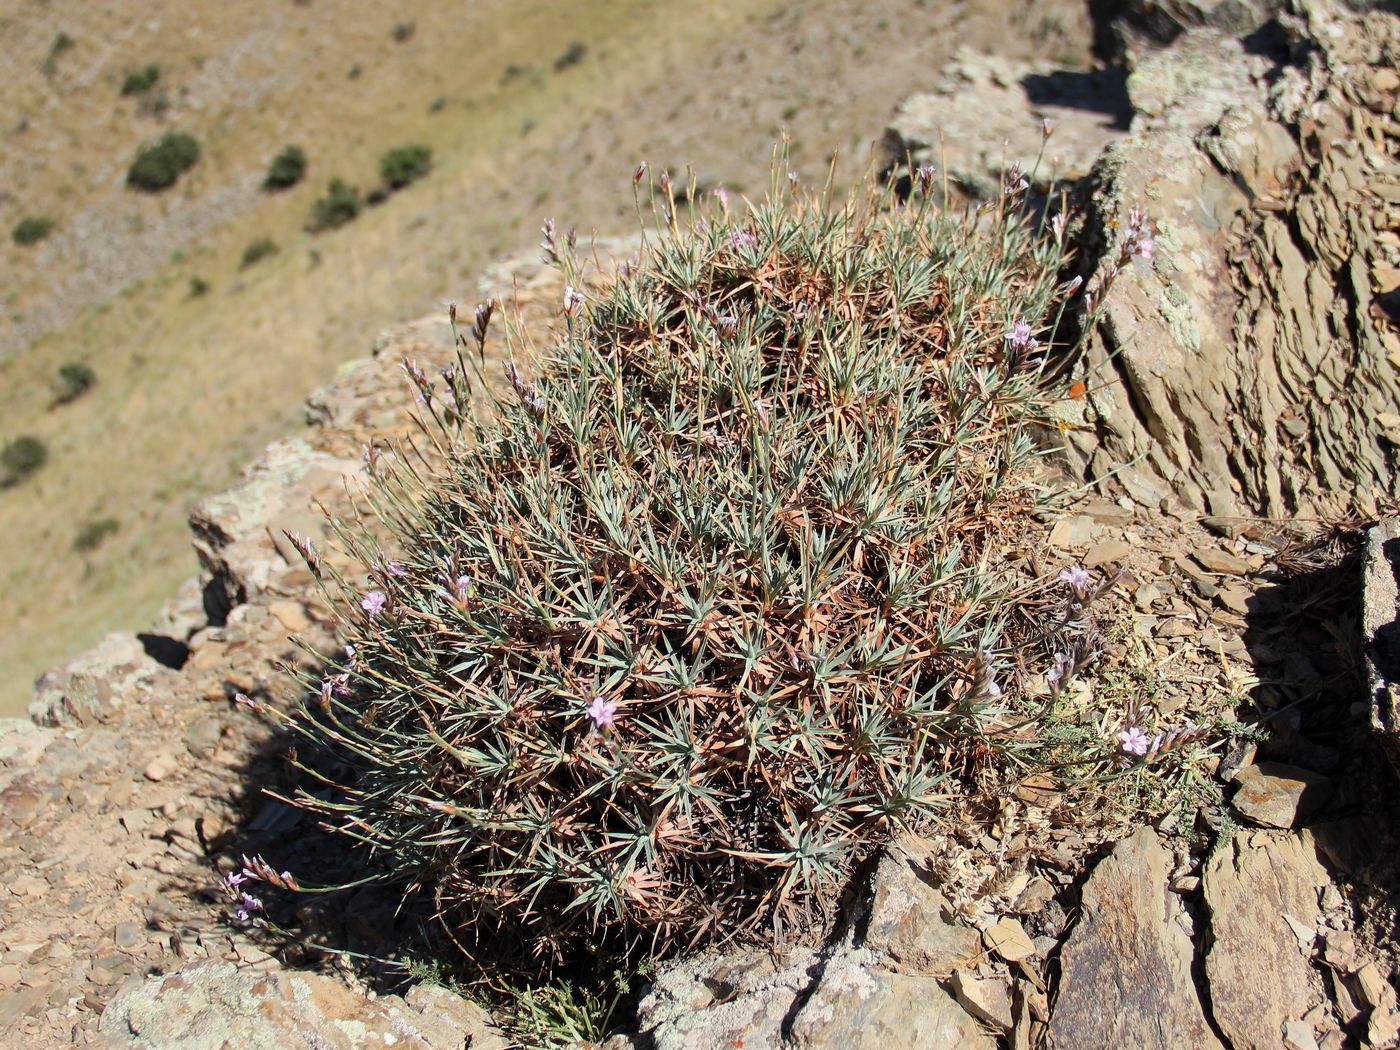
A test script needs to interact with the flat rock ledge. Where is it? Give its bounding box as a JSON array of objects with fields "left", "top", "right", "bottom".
[{"left": 1050, "top": 827, "right": 1223, "bottom": 1050}]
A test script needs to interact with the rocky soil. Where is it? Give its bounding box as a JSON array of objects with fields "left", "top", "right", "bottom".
[{"left": 3, "top": 1, "right": 1400, "bottom": 1048}]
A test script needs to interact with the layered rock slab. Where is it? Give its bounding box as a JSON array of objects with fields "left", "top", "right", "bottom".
[
  {"left": 1202, "top": 830, "right": 1330, "bottom": 1050},
  {"left": 1049, "top": 827, "right": 1223, "bottom": 1049}
]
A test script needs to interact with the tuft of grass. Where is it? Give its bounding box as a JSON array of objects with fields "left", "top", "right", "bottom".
[
  {"left": 553, "top": 41, "right": 588, "bottom": 71},
  {"left": 42, "top": 32, "right": 74, "bottom": 77},
  {"left": 281, "top": 156, "right": 1090, "bottom": 976},
  {"left": 379, "top": 144, "right": 432, "bottom": 190},
  {"left": 392, "top": 21, "right": 416, "bottom": 43},
  {"left": 500, "top": 979, "right": 623, "bottom": 1049},
  {"left": 126, "top": 132, "right": 200, "bottom": 192},
  {"left": 73, "top": 517, "right": 119, "bottom": 553},
  {"left": 188, "top": 275, "right": 210, "bottom": 297},
  {"left": 120, "top": 65, "right": 160, "bottom": 96},
  {"left": 307, "top": 179, "right": 363, "bottom": 232},
  {"left": 241, "top": 237, "right": 279, "bottom": 269},
  {"left": 12, "top": 217, "right": 55, "bottom": 246}
]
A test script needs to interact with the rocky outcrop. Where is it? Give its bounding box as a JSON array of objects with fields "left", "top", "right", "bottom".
[
  {"left": 1088, "top": 0, "right": 1288, "bottom": 64},
  {"left": 189, "top": 438, "right": 363, "bottom": 620},
  {"left": 1050, "top": 828, "right": 1223, "bottom": 1050},
  {"left": 882, "top": 49, "right": 1126, "bottom": 199},
  {"left": 1059, "top": 0, "right": 1400, "bottom": 517},
  {"left": 99, "top": 961, "right": 509, "bottom": 1049},
  {"left": 1088, "top": 0, "right": 1397, "bottom": 64},
  {"left": 29, "top": 632, "right": 176, "bottom": 728},
  {"left": 627, "top": 945, "right": 994, "bottom": 1050}
]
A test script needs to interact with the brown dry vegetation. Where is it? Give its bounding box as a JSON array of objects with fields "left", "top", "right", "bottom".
[{"left": 0, "top": 0, "right": 1090, "bottom": 714}]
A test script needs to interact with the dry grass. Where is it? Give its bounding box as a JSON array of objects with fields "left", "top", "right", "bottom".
[{"left": 0, "top": 0, "right": 1090, "bottom": 714}]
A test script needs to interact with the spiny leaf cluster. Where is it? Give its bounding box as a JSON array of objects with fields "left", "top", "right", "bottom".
[{"left": 291, "top": 166, "right": 1071, "bottom": 969}]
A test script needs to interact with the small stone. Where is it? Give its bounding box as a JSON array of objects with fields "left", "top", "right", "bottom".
[
  {"left": 143, "top": 755, "right": 176, "bottom": 782},
  {"left": 1192, "top": 548, "right": 1253, "bottom": 575},
  {"left": 1048, "top": 515, "right": 1097, "bottom": 548},
  {"left": 1084, "top": 540, "right": 1132, "bottom": 568},
  {"left": 1011, "top": 876, "right": 1055, "bottom": 915},
  {"left": 0, "top": 965, "right": 19, "bottom": 989},
  {"left": 1300, "top": 1003, "right": 1329, "bottom": 1028},
  {"left": 1203, "top": 516, "right": 1249, "bottom": 538},
  {"left": 1372, "top": 68, "right": 1399, "bottom": 93},
  {"left": 1012, "top": 774, "right": 1060, "bottom": 807},
  {"left": 1370, "top": 1006, "right": 1400, "bottom": 1047},
  {"left": 984, "top": 918, "right": 1036, "bottom": 962},
  {"left": 1282, "top": 1019, "right": 1319, "bottom": 1050},
  {"left": 1082, "top": 501, "right": 1134, "bottom": 524},
  {"left": 1217, "top": 585, "right": 1251, "bottom": 614},
  {"left": 1169, "top": 875, "right": 1200, "bottom": 894},
  {"left": 950, "top": 970, "right": 1012, "bottom": 1031},
  {"left": 1231, "top": 763, "right": 1332, "bottom": 829},
  {"left": 1155, "top": 617, "right": 1196, "bottom": 639},
  {"left": 114, "top": 924, "right": 144, "bottom": 950},
  {"left": 1134, "top": 582, "right": 1162, "bottom": 609},
  {"left": 10, "top": 874, "right": 48, "bottom": 899},
  {"left": 184, "top": 718, "right": 223, "bottom": 759},
  {"left": 199, "top": 810, "right": 229, "bottom": 843},
  {"left": 1282, "top": 913, "right": 1316, "bottom": 950},
  {"left": 0, "top": 985, "right": 46, "bottom": 1025},
  {"left": 1353, "top": 962, "right": 1393, "bottom": 1010},
  {"left": 267, "top": 600, "right": 311, "bottom": 633}
]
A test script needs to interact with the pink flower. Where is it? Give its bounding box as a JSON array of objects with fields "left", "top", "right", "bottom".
[
  {"left": 586, "top": 695, "right": 619, "bottom": 730},
  {"left": 563, "top": 285, "right": 585, "bottom": 316},
  {"left": 1058, "top": 565, "right": 1092, "bottom": 591},
  {"left": 1005, "top": 320, "right": 1039, "bottom": 352},
  {"left": 361, "top": 590, "right": 388, "bottom": 616},
  {"left": 730, "top": 228, "right": 757, "bottom": 251},
  {"left": 386, "top": 562, "right": 407, "bottom": 577},
  {"left": 1119, "top": 727, "right": 1151, "bottom": 756}
]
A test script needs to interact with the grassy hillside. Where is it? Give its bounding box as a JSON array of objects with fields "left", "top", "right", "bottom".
[{"left": 0, "top": 0, "right": 1089, "bottom": 715}]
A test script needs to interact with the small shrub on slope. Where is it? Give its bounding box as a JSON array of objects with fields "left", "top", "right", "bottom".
[
  {"left": 126, "top": 132, "right": 199, "bottom": 191},
  {"left": 54, "top": 362, "right": 95, "bottom": 404},
  {"left": 241, "top": 237, "right": 278, "bottom": 268},
  {"left": 1, "top": 436, "right": 48, "bottom": 485},
  {"left": 264, "top": 145, "right": 307, "bottom": 191},
  {"left": 120, "top": 65, "right": 160, "bottom": 96},
  {"left": 12, "top": 216, "right": 55, "bottom": 246},
  {"left": 379, "top": 144, "right": 432, "bottom": 189},
  {"left": 285, "top": 164, "right": 1073, "bottom": 971},
  {"left": 307, "top": 178, "right": 362, "bottom": 231}
]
